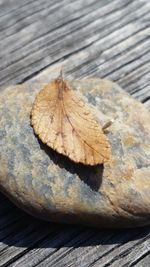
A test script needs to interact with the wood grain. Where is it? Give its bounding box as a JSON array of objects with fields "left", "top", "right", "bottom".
[{"left": 0, "top": 0, "right": 150, "bottom": 266}]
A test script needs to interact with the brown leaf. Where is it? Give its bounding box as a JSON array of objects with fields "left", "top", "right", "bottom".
[{"left": 31, "top": 77, "right": 111, "bottom": 165}]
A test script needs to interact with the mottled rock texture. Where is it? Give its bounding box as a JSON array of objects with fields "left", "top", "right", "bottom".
[{"left": 0, "top": 78, "right": 150, "bottom": 228}]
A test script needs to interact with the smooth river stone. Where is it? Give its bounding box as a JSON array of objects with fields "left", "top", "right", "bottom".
[{"left": 0, "top": 78, "right": 150, "bottom": 228}]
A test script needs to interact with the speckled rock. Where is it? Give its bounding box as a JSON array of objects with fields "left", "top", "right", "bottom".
[{"left": 0, "top": 78, "right": 150, "bottom": 228}]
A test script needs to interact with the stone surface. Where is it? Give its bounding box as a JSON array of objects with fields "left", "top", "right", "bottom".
[{"left": 0, "top": 78, "right": 150, "bottom": 228}]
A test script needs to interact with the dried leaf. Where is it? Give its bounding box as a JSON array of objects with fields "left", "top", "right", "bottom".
[{"left": 31, "top": 77, "right": 111, "bottom": 165}]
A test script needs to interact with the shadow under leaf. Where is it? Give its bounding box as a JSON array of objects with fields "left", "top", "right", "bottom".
[{"left": 38, "top": 139, "right": 103, "bottom": 192}]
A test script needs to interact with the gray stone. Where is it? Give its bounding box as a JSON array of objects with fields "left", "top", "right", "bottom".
[{"left": 0, "top": 78, "right": 150, "bottom": 228}]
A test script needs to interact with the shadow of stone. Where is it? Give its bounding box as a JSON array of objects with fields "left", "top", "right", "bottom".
[{"left": 0, "top": 195, "right": 149, "bottom": 250}]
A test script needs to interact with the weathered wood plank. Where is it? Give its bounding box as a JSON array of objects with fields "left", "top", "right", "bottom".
[
  {"left": 135, "top": 253, "right": 150, "bottom": 267},
  {"left": 24, "top": 228, "right": 150, "bottom": 267},
  {"left": 35, "top": 231, "right": 133, "bottom": 267},
  {"left": 27, "top": 20, "right": 150, "bottom": 105},
  {"left": 0, "top": 0, "right": 149, "bottom": 89},
  {"left": 111, "top": 237, "right": 150, "bottom": 267},
  {"left": 92, "top": 232, "right": 150, "bottom": 267},
  {"left": 8, "top": 228, "right": 92, "bottom": 267},
  {"left": 0, "top": 218, "right": 60, "bottom": 266}
]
